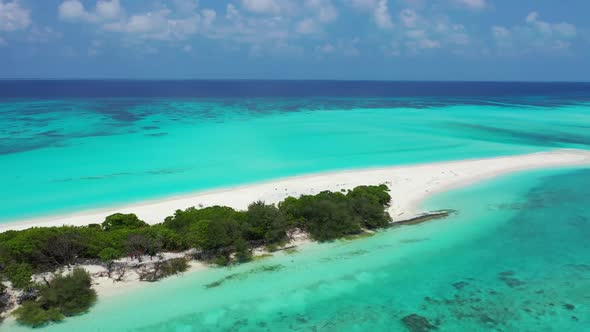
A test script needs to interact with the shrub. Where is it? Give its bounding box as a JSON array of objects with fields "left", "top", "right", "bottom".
[
  {"left": 234, "top": 238, "right": 252, "bottom": 263},
  {"left": 125, "top": 234, "right": 162, "bottom": 258},
  {"left": 281, "top": 191, "right": 362, "bottom": 241},
  {"left": 13, "top": 301, "right": 63, "bottom": 327},
  {"left": 13, "top": 267, "right": 98, "bottom": 326},
  {"left": 347, "top": 185, "right": 392, "bottom": 229},
  {"left": 39, "top": 268, "right": 96, "bottom": 316},
  {"left": 5, "top": 263, "right": 33, "bottom": 289},
  {"left": 102, "top": 213, "right": 147, "bottom": 231},
  {"left": 245, "top": 201, "right": 288, "bottom": 245},
  {"left": 161, "top": 258, "right": 189, "bottom": 277},
  {"left": 98, "top": 247, "right": 121, "bottom": 262},
  {"left": 139, "top": 258, "right": 189, "bottom": 282}
]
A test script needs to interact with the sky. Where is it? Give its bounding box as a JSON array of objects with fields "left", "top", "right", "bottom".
[{"left": 0, "top": 0, "right": 589, "bottom": 80}]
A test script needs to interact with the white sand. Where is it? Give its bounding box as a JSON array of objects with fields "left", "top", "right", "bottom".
[
  {"left": 2, "top": 149, "right": 590, "bottom": 310},
  {"left": 1, "top": 149, "right": 590, "bottom": 233}
]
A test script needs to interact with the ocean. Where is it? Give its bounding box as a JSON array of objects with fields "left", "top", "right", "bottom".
[
  {"left": 4, "top": 167, "right": 590, "bottom": 331},
  {"left": 1, "top": 81, "right": 590, "bottom": 222},
  {"left": 1, "top": 81, "right": 590, "bottom": 331}
]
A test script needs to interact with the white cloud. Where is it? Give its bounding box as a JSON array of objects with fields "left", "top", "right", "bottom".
[
  {"left": 296, "top": 18, "right": 318, "bottom": 34},
  {"left": 58, "top": 0, "right": 216, "bottom": 42},
  {"left": 349, "top": 0, "right": 393, "bottom": 30},
  {"left": 27, "top": 26, "right": 62, "bottom": 43},
  {"left": 173, "top": 0, "right": 199, "bottom": 13},
  {"left": 349, "top": 0, "right": 377, "bottom": 11},
  {"left": 211, "top": 4, "right": 290, "bottom": 44},
  {"left": 316, "top": 38, "right": 360, "bottom": 56},
  {"left": 384, "top": 9, "right": 472, "bottom": 55},
  {"left": 453, "top": 0, "right": 487, "bottom": 11},
  {"left": 58, "top": 0, "right": 122, "bottom": 23},
  {"left": 0, "top": 0, "right": 31, "bottom": 32},
  {"left": 399, "top": 9, "right": 417, "bottom": 28},
  {"left": 241, "top": 0, "right": 282, "bottom": 15},
  {"left": 491, "top": 25, "right": 510, "bottom": 38},
  {"left": 319, "top": 42, "right": 335, "bottom": 53},
  {"left": 96, "top": 0, "right": 122, "bottom": 20},
  {"left": 58, "top": 0, "right": 87, "bottom": 21},
  {"left": 526, "top": 11, "right": 576, "bottom": 38},
  {"left": 201, "top": 9, "right": 217, "bottom": 28},
  {"left": 103, "top": 8, "right": 208, "bottom": 40},
  {"left": 374, "top": 0, "right": 393, "bottom": 30},
  {"left": 492, "top": 11, "right": 578, "bottom": 54},
  {"left": 305, "top": 0, "right": 337, "bottom": 23}
]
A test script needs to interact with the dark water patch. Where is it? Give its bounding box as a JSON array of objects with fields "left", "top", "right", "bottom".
[
  {"left": 147, "top": 168, "right": 185, "bottom": 175},
  {"left": 393, "top": 210, "right": 455, "bottom": 227},
  {"left": 204, "top": 264, "right": 285, "bottom": 289},
  {"left": 564, "top": 303, "right": 575, "bottom": 310},
  {"left": 2, "top": 81, "right": 590, "bottom": 100},
  {"left": 565, "top": 264, "right": 590, "bottom": 272},
  {"left": 39, "top": 130, "right": 66, "bottom": 137},
  {"left": 141, "top": 126, "right": 160, "bottom": 130},
  {"left": 399, "top": 238, "right": 429, "bottom": 244},
  {"left": 321, "top": 249, "right": 370, "bottom": 262},
  {"left": 146, "top": 132, "right": 168, "bottom": 137},
  {"left": 401, "top": 314, "right": 438, "bottom": 332},
  {"left": 50, "top": 168, "right": 187, "bottom": 182},
  {"left": 452, "top": 281, "right": 469, "bottom": 290},
  {"left": 445, "top": 122, "right": 590, "bottom": 147}
]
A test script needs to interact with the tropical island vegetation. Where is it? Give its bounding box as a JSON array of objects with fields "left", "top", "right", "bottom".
[{"left": 0, "top": 185, "right": 396, "bottom": 327}]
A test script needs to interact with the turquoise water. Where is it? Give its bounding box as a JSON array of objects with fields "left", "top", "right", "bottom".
[
  {"left": 2, "top": 98, "right": 590, "bottom": 222},
  {"left": 4, "top": 167, "right": 589, "bottom": 331}
]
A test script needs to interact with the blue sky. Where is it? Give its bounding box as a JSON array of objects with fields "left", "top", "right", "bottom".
[{"left": 0, "top": 0, "right": 589, "bottom": 80}]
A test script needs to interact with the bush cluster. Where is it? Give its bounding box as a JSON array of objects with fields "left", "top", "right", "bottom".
[
  {"left": 13, "top": 268, "right": 96, "bottom": 327},
  {"left": 0, "top": 185, "right": 391, "bottom": 284}
]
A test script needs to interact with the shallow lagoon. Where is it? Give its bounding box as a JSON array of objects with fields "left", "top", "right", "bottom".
[
  {"left": 2, "top": 98, "right": 590, "bottom": 222},
  {"left": 4, "top": 166, "right": 589, "bottom": 331}
]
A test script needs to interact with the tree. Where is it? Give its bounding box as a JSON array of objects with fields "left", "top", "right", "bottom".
[
  {"left": 347, "top": 185, "right": 391, "bottom": 206},
  {"left": 4, "top": 263, "right": 33, "bottom": 289},
  {"left": 14, "top": 268, "right": 96, "bottom": 327},
  {"left": 98, "top": 247, "right": 120, "bottom": 263},
  {"left": 245, "top": 201, "right": 288, "bottom": 245},
  {"left": 39, "top": 268, "right": 97, "bottom": 316},
  {"left": 13, "top": 301, "right": 63, "bottom": 327},
  {"left": 125, "top": 234, "right": 162, "bottom": 259},
  {"left": 102, "top": 213, "right": 147, "bottom": 231},
  {"left": 303, "top": 198, "right": 362, "bottom": 241},
  {"left": 39, "top": 232, "right": 84, "bottom": 267},
  {"left": 347, "top": 185, "right": 392, "bottom": 229},
  {"left": 283, "top": 191, "right": 363, "bottom": 241},
  {"left": 234, "top": 238, "right": 252, "bottom": 263}
]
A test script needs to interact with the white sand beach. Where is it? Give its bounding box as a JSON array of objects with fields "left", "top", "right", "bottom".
[
  {"left": 1, "top": 148, "right": 590, "bottom": 319},
  {"left": 2, "top": 149, "right": 590, "bottom": 233}
]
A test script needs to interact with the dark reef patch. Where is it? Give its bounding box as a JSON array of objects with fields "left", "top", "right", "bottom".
[{"left": 401, "top": 314, "right": 438, "bottom": 332}]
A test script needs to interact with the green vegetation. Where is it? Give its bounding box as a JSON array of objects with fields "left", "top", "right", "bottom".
[
  {"left": 0, "top": 184, "right": 390, "bottom": 279},
  {"left": 13, "top": 268, "right": 96, "bottom": 327},
  {"left": 0, "top": 184, "right": 391, "bottom": 326},
  {"left": 279, "top": 184, "right": 392, "bottom": 241},
  {"left": 5, "top": 263, "right": 33, "bottom": 289},
  {"left": 0, "top": 282, "right": 9, "bottom": 322},
  {"left": 139, "top": 257, "right": 190, "bottom": 282},
  {"left": 101, "top": 213, "right": 148, "bottom": 231}
]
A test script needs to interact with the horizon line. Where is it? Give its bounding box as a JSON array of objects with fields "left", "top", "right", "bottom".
[{"left": 1, "top": 78, "right": 590, "bottom": 83}]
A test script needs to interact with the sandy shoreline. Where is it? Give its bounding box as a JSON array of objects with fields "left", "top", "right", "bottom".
[
  {"left": 2, "top": 149, "right": 590, "bottom": 324},
  {"left": 2, "top": 149, "right": 590, "bottom": 233}
]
